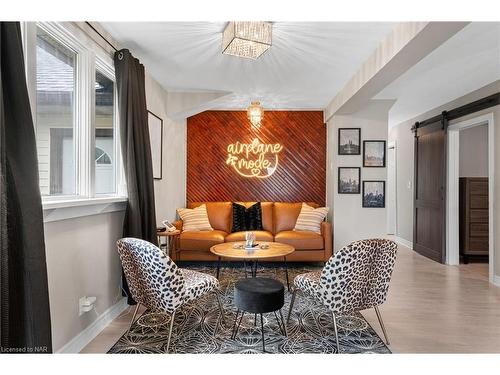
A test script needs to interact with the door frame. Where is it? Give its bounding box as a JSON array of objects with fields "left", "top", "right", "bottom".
[
  {"left": 387, "top": 140, "right": 397, "bottom": 235},
  {"left": 446, "top": 112, "right": 495, "bottom": 283}
]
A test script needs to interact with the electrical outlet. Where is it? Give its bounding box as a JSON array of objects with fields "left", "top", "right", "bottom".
[
  {"left": 79, "top": 296, "right": 96, "bottom": 316},
  {"left": 79, "top": 297, "right": 86, "bottom": 316}
]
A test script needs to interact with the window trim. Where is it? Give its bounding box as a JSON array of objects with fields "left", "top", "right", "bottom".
[
  {"left": 94, "top": 58, "right": 125, "bottom": 197},
  {"left": 23, "top": 21, "right": 126, "bottom": 212}
]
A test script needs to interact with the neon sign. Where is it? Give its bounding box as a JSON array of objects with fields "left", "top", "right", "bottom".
[{"left": 226, "top": 138, "right": 283, "bottom": 178}]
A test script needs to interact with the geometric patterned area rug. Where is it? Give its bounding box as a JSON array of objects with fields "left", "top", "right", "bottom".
[{"left": 108, "top": 262, "right": 391, "bottom": 354}]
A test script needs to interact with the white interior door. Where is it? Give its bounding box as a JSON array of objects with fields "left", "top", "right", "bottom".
[{"left": 387, "top": 142, "right": 397, "bottom": 234}]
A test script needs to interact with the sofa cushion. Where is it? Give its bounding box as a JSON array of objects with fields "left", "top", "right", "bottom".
[
  {"left": 231, "top": 202, "right": 263, "bottom": 232},
  {"left": 235, "top": 202, "right": 273, "bottom": 232},
  {"left": 179, "top": 230, "right": 227, "bottom": 251},
  {"left": 225, "top": 230, "right": 274, "bottom": 243},
  {"left": 177, "top": 204, "right": 213, "bottom": 232},
  {"left": 294, "top": 203, "right": 329, "bottom": 234},
  {"left": 275, "top": 230, "right": 324, "bottom": 250},
  {"left": 274, "top": 202, "right": 319, "bottom": 233},
  {"left": 188, "top": 202, "right": 232, "bottom": 233}
]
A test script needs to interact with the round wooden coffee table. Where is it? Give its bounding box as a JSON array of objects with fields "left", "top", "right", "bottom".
[{"left": 210, "top": 241, "right": 295, "bottom": 290}]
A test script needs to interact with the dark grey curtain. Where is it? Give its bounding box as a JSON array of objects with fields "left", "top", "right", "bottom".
[
  {"left": 114, "top": 49, "right": 157, "bottom": 305},
  {"left": 0, "top": 22, "right": 52, "bottom": 353}
]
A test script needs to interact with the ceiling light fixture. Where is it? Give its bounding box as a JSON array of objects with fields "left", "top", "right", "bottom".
[
  {"left": 247, "top": 101, "right": 264, "bottom": 129},
  {"left": 222, "top": 22, "right": 272, "bottom": 60}
]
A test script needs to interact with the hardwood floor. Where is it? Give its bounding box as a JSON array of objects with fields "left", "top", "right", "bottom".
[{"left": 81, "top": 244, "right": 500, "bottom": 353}]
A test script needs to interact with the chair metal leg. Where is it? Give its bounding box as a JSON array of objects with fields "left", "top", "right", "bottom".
[
  {"left": 279, "top": 309, "right": 287, "bottom": 337},
  {"left": 374, "top": 306, "right": 390, "bottom": 345},
  {"left": 274, "top": 310, "right": 287, "bottom": 337},
  {"left": 231, "top": 310, "right": 240, "bottom": 339},
  {"left": 273, "top": 311, "right": 283, "bottom": 335},
  {"left": 214, "top": 291, "right": 226, "bottom": 326},
  {"left": 283, "top": 256, "right": 290, "bottom": 292},
  {"left": 216, "top": 257, "right": 221, "bottom": 279},
  {"left": 331, "top": 311, "right": 340, "bottom": 353},
  {"left": 232, "top": 311, "right": 245, "bottom": 339},
  {"left": 127, "top": 303, "right": 140, "bottom": 335},
  {"left": 260, "top": 313, "right": 265, "bottom": 353},
  {"left": 166, "top": 311, "right": 176, "bottom": 353},
  {"left": 287, "top": 289, "right": 297, "bottom": 323}
]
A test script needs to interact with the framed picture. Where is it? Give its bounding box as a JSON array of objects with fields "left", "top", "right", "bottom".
[
  {"left": 338, "top": 167, "right": 361, "bottom": 194},
  {"left": 362, "top": 181, "right": 385, "bottom": 208},
  {"left": 148, "top": 111, "right": 163, "bottom": 180},
  {"left": 338, "top": 128, "right": 361, "bottom": 155},
  {"left": 363, "top": 140, "right": 386, "bottom": 167}
]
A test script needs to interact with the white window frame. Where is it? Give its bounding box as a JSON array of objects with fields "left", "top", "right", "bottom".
[
  {"left": 22, "top": 22, "right": 126, "bottom": 217},
  {"left": 94, "top": 56, "right": 122, "bottom": 198}
]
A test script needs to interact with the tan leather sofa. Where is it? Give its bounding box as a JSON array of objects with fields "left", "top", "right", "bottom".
[{"left": 173, "top": 202, "right": 332, "bottom": 262}]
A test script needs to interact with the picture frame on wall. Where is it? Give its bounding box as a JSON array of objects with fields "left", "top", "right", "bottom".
[
  {"left": 363, "top": 140, "right": 386, "bottom": 167},
  {"left": 338, "top": 167, "right": 361, "bottom": 194},
  {"left": 362, "top": 180, "right": 385, "bottom": 208},
  {"left": 148, "top": 111, "right": 163, "bottom": 180},
  {"left": 338, "top": 128, "right": 361, "bottom": 155}
]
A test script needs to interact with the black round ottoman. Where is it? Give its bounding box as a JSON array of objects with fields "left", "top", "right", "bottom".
[{"left": 232, "top": 277, "right": 286, "bottom": 352}]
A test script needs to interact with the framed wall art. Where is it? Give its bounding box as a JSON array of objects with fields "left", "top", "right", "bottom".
[
  {"left": 363, "top": 140, "right": 386, "bottom": 167},
  {"left": 362, "top": 180, "right": 385, "bottom": 208},
  {"left": 338, "top": 167, "right": 361, "bottom": 194},
  {"left": 338, "top": 128, "right": 361, "bottom": 155}
]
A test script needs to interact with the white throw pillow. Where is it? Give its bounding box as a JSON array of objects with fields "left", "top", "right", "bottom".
[
  {"left": 293, "top": 203, "right": 329, "bottom": 234},
  {"left": 177, "top": 204, "right": 213, "bottom": 232}
]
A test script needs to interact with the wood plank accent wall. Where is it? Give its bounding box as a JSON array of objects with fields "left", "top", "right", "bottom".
[{"left": 187, "top": 110, "right": 326, "bottom": 205}]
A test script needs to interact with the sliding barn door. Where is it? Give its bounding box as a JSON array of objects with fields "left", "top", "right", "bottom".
[{"left": 413, "top": 115, "right": 447, "bottom": 263}]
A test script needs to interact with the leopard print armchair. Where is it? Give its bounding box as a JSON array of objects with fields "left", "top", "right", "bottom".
[
  {"left": 288, "top": 238, "right": 398, "bottom": 350},
  {"left": 116, "top": 238, "right": 225, "bottom": 352},
  {"left": 117, "top": 238, "right": 188, "bottom": 313}
]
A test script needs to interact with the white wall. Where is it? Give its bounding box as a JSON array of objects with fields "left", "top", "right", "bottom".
[
  {"left": 388, "top": 121, "right": 415, "bottom": 242},
  {"left": 145, "top": 72, "right": 187, "bottom": 224},
  {"left": 44, "top": 211, "right": 125, "bottom": 351},
  {"left": 459, "top": 124, "right": 488, "bottom": 177},
  {"left": 326, "top": 100, "right": 391, "bottom": 251}
]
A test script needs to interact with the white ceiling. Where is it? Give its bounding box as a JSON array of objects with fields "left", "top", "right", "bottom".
[
  {"left": 100, "top": 22, "right": 396, "bottom": 109},
  {"left": 376, "top": 22, "right": 500, "bottom": 127}
]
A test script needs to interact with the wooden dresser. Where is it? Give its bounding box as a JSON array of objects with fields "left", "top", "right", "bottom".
[{"left": 459, "top": 177, "right": 488, "bottom": 263}]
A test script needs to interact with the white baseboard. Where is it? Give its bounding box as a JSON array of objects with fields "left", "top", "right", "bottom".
[
  {"left": 492, "top": 275, "right": 500, "bottom": 288},
  {"left": 57, "top": 298, "right": 128, "bottom": 353},
  {"left": 393, "top": 236, "right": 413, "bottom": 250}
]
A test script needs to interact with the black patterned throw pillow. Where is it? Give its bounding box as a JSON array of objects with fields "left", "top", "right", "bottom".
[
  {"left": 231, "top": 203, "right": 247, "bottom": 232},
  {"left": 231, "top": 202, "right": 264, "bottom": 232}
]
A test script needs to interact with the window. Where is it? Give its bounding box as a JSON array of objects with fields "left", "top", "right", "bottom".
[
  {"left": 95, "top": 69, "right": 116, "bottom": 195},
  {"left": 26, "top": 22, "right": 123, "bottom": 203},
  {"left": 36, "top": 28, "right": 77, "bottom": 196}
]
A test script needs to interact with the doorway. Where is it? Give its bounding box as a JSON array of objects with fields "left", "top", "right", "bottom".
[{"left": 446, "top": 113, "right": 495, "bottom": 283}]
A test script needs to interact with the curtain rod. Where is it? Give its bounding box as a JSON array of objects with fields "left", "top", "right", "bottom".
[{"left": 85, "top": 21, "right": 118, "bottom": 52}]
